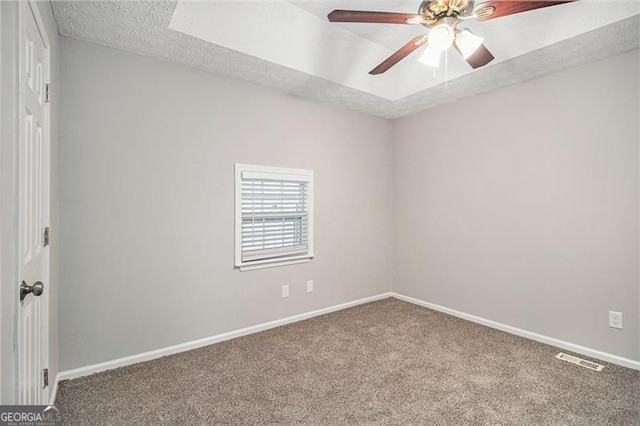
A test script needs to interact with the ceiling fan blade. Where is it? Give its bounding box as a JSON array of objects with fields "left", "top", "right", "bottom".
[
  {"left": 456, "top": 43, "right": 495, "bottom": 69},
  {"left": 328, "top": 10, "right": 426, "bottom": 25},
  {"left": 474, "top": 1, "right": 574, "bottom": 21},
  {"left": 369, "top": 35, "right": 429, "bottom": 75}
]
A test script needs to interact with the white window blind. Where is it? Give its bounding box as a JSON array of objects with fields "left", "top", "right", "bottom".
[{"left": 235, "top": 164, "right": 314, "bottom": 270}]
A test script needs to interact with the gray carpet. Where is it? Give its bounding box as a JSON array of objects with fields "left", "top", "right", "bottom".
[{"left": 56, "top": 298, "right": 640, "bottom": 425}]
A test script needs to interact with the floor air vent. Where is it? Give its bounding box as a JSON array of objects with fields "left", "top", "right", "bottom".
[{"left": 556, "top": 353, "right": 604, "bottom": 371}]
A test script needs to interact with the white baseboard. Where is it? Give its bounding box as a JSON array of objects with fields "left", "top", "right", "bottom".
[
  {"left": 48, "top": 373, "right": 59, "bottom": 406},
  {"left": 56, "top": 292, "right": 393, "bottom": 384},
  {"left": 51, "top": 289, "right": 638, "bottom": 403},
  {"left": 391, "top": 292, "right": 640, "bottom": 371}
]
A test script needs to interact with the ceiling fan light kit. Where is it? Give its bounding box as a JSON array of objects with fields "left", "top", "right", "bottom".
[{"left": 327, "top": 0, "right": 574, "bottom": 75}]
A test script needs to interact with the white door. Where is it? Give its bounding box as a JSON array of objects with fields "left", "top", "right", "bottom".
[{"left": 18, "top": 0, "right": 50, "bottom": 405}]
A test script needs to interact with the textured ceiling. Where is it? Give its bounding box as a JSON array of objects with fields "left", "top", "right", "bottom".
[{"left": 52, "top": 1, "right": 640, "bottom": 118}]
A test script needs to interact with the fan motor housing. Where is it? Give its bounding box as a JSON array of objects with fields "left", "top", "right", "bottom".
[{"left": 419, "top": 0, "right": 475, "bottom": 24}]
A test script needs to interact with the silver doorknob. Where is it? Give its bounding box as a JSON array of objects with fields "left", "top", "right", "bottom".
[{"left": 20, "top": 281, "right": 44, "bottom": 302}]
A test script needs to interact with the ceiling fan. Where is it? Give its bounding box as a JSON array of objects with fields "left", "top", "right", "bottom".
[{"left": 327, "top": 0, "right": 574, "bottom": 75}]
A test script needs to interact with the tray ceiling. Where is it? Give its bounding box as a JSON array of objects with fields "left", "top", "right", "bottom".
[{"left": 52, "top": 1, "right": 640, "bottom": 118}]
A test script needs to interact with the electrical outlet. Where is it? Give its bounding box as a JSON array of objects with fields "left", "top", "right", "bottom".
[
  {"left": 282, "top": 284, "right": 289, "bottom": 298},
  {"left": 306, "top": 280, "right": 314, "bottom": 293},
  {"left": 609, "top": 311, "right": 623, "bottom": 329}
]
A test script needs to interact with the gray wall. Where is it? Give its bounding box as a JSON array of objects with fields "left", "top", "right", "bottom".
[
  {"left": 0, "top": 0, "right": 60, "bottom": 403},
  {"left": 58, "top": 38, "right": 394, "bottom": 370},
  {"left": 393, "top": 50, "right": 640, "bottom": 361},
  {"left": 59, "top": 36, "right": 639, "bottom": 370}
]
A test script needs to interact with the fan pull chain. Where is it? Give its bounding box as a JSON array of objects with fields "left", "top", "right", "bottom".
[{"left": 444, "top": 49, "right": 448, "bottom": 89}]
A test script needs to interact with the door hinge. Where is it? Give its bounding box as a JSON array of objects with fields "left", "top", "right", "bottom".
[
  {"left": 43, "top": 227, "right": 50, "bottom": 247},
  {"left": 43, "top": 368, "right": 49, "bottom": 388},
  {"left": 45, "top": 83, "right": 51, "bottom": 103}
]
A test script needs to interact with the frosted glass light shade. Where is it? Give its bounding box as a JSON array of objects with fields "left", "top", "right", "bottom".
[
  {"left": 418, "top": 45, "right": 441, "bottom": 68},
  {"left": 428, "top": 24, "right": 455, "bottom": 51},
  {"left": 455, "top": 29, "right": 484, "bottom": 59}
]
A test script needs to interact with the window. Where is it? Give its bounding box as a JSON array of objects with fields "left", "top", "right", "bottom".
[{"left": 235, "top": 164, "right": 314, "bottom": 271}]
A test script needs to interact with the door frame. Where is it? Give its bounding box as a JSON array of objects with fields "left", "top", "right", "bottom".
[
  {"left": 0, "top": 0, "right": 4, "bottom": 401},
  {"left": 0, "top": 0, "right": 21, "bottom": 404}
]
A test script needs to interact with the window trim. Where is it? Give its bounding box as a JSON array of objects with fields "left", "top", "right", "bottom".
[{"left": 234, "top": 163, "right": 314, "bottom": 271}]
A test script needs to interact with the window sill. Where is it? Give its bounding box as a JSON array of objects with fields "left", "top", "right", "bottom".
[{"left": 237, "top": 255, "right": 314, "bottom": 272}]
